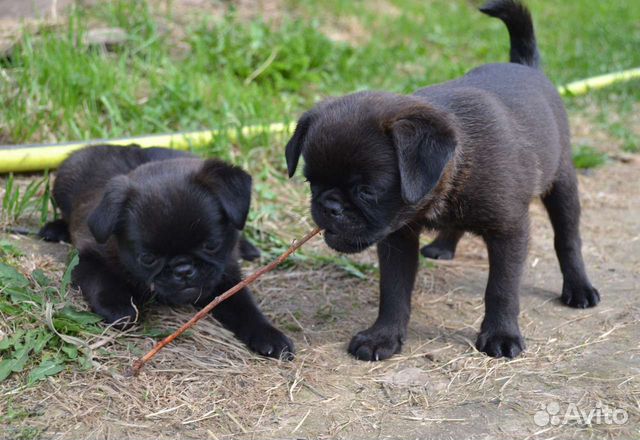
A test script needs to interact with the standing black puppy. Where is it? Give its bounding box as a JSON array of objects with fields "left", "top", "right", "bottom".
[
  {"left": 285, "top": 0, "right": 600, "bottom": 361},
  {"left": 40, "top": 144, "right": 294, "bottom": 359}
]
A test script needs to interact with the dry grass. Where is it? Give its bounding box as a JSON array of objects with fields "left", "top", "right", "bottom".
[{"left": 2, "top": 160, "right": 639, "bottom": 439}]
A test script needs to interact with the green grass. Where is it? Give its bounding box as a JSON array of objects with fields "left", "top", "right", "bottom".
[
  {"left": 0, "top": 250, "right": 102, "bottom": 385},
  {"left": 1, "top": 172, "right": 52, "bottom": 227},
  {"left": 1, "top": 0, "right": 639, "bottom": 144},
  {"left": 572, "top": 145, "right": 608, "bottom": 169}
]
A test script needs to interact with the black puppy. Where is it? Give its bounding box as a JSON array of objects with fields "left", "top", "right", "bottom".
[
  {"left": 40, "top": 144, "right": 294, "bottom": 359},
  {"left": 285, "top": 0, "right": 600, "bottom": 361}
]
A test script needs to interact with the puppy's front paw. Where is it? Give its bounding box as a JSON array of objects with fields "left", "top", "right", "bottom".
[
  {"left": 238, "top": 237, "right": 261, "bottom": 261},
  {"left": 476, "top": 329, "right": 525, "bottom": 359},
  {"left": 247, "top": 325, "right": 295, "bottom": 360},
  {"left": 97, "top": 304, "right": 138, "bottom": 330},
  {"left": 561, "top": 282, "right": 600, "bottom": 308},
  {"left": 348, "top": 325, "right": 404, "bottom": 361},
  {"left": 38, "top": 219, "right": 71, "bottom": 243},
  {"left": 420, "top": 244, "right": 454, "bottom": 260}
]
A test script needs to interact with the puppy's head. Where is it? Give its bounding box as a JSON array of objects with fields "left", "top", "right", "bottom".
[
  {"left": 88, "top": 158, "right": 252, "bottom": 304},
  {"left": 286, "top": 91, "right": 457, "bottom": 253}
]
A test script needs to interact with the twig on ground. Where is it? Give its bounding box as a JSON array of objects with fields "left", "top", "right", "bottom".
[{"left": 129, "top": 227, "right": 322, "bottom": 376}]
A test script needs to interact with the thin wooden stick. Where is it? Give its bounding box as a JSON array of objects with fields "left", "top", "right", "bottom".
[{"left": 129, "top": 227, "right": 322, "bottom": 376}]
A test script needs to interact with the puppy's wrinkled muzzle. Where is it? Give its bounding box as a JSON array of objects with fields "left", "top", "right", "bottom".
[{"left": 154, "top": 285, "right": 206, "bottom": 305}]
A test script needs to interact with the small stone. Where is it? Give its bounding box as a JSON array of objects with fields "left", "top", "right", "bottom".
[
  {"left": 382, "top": 367, "right": 430, "bottom": 388},
  {"left": 83, "top": 27, "right": 128, "bottom": 50}
]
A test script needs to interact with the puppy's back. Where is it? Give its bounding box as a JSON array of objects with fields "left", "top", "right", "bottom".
[
  {"left": 53, "top": 145, "right": 192, "bottom": 218},
  {"left": 413, "top": 0, "right": 569, "bottom": 190}
]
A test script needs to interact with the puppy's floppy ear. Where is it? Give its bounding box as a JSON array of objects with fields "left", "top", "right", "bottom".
[
  {"left": 285, "top": 110, "right": 316, "bottom": 177},
  {"left": 387, "top": 105, "right": 457, "bottom": 204},
  {"left": 88, "top": 175, "right": 131, "bottom": 243},
  {"left": 195, "top": 159, "right": 252, "bottom": 230}
]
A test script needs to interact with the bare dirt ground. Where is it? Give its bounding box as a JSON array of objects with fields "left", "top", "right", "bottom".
[{"left": 1, "top": 158, "right": 638, "bottom": 440}]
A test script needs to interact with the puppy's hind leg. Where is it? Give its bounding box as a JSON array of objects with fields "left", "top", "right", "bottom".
[
  {"left": 542, "top": 165, "right": 600, "bottom": 308},
  {"left": 421, "top": 228, "right": 464, "bottom": 260}
]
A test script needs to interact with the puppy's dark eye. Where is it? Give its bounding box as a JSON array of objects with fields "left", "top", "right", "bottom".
[
  {"left": 203, "top": 241, "right": 220, "bottom": 254},
  {"left": 138, "top": 253, "right": 157, "bottom": 267}
]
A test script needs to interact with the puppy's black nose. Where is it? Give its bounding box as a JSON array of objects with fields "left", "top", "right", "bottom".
[
  {"left": 173, "top": 263, "right": 196, "bottom": 280},
  {"left": 321, "top": 195, "right": 344, "bottom": 219}
]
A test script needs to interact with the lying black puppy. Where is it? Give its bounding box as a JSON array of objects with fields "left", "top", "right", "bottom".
[
  {"left": 40, "top": 144, "right": 294, "bottom": 359},
  {"left": 285, "top": 0, "right": 600, "bottom": 361}
]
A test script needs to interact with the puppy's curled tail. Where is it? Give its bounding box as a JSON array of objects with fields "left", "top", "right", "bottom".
[{"left": 480, "top": 0, "right": 540, "bottom": 68}]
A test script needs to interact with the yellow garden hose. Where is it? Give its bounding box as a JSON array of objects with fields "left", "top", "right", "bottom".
[
  {"left": 558, "top": 67, "right": 640, "bottom": 96},
  {"left": 0, "top": 67, "right": 638, "bottom": 174},
  {"left": 0, "top": 122, "right": 296, "bottom": 173}
]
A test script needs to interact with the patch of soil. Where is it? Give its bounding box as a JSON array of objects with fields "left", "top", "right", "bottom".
[{"left": 1, "top": 160, "right": 638, "bottom": 439}]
